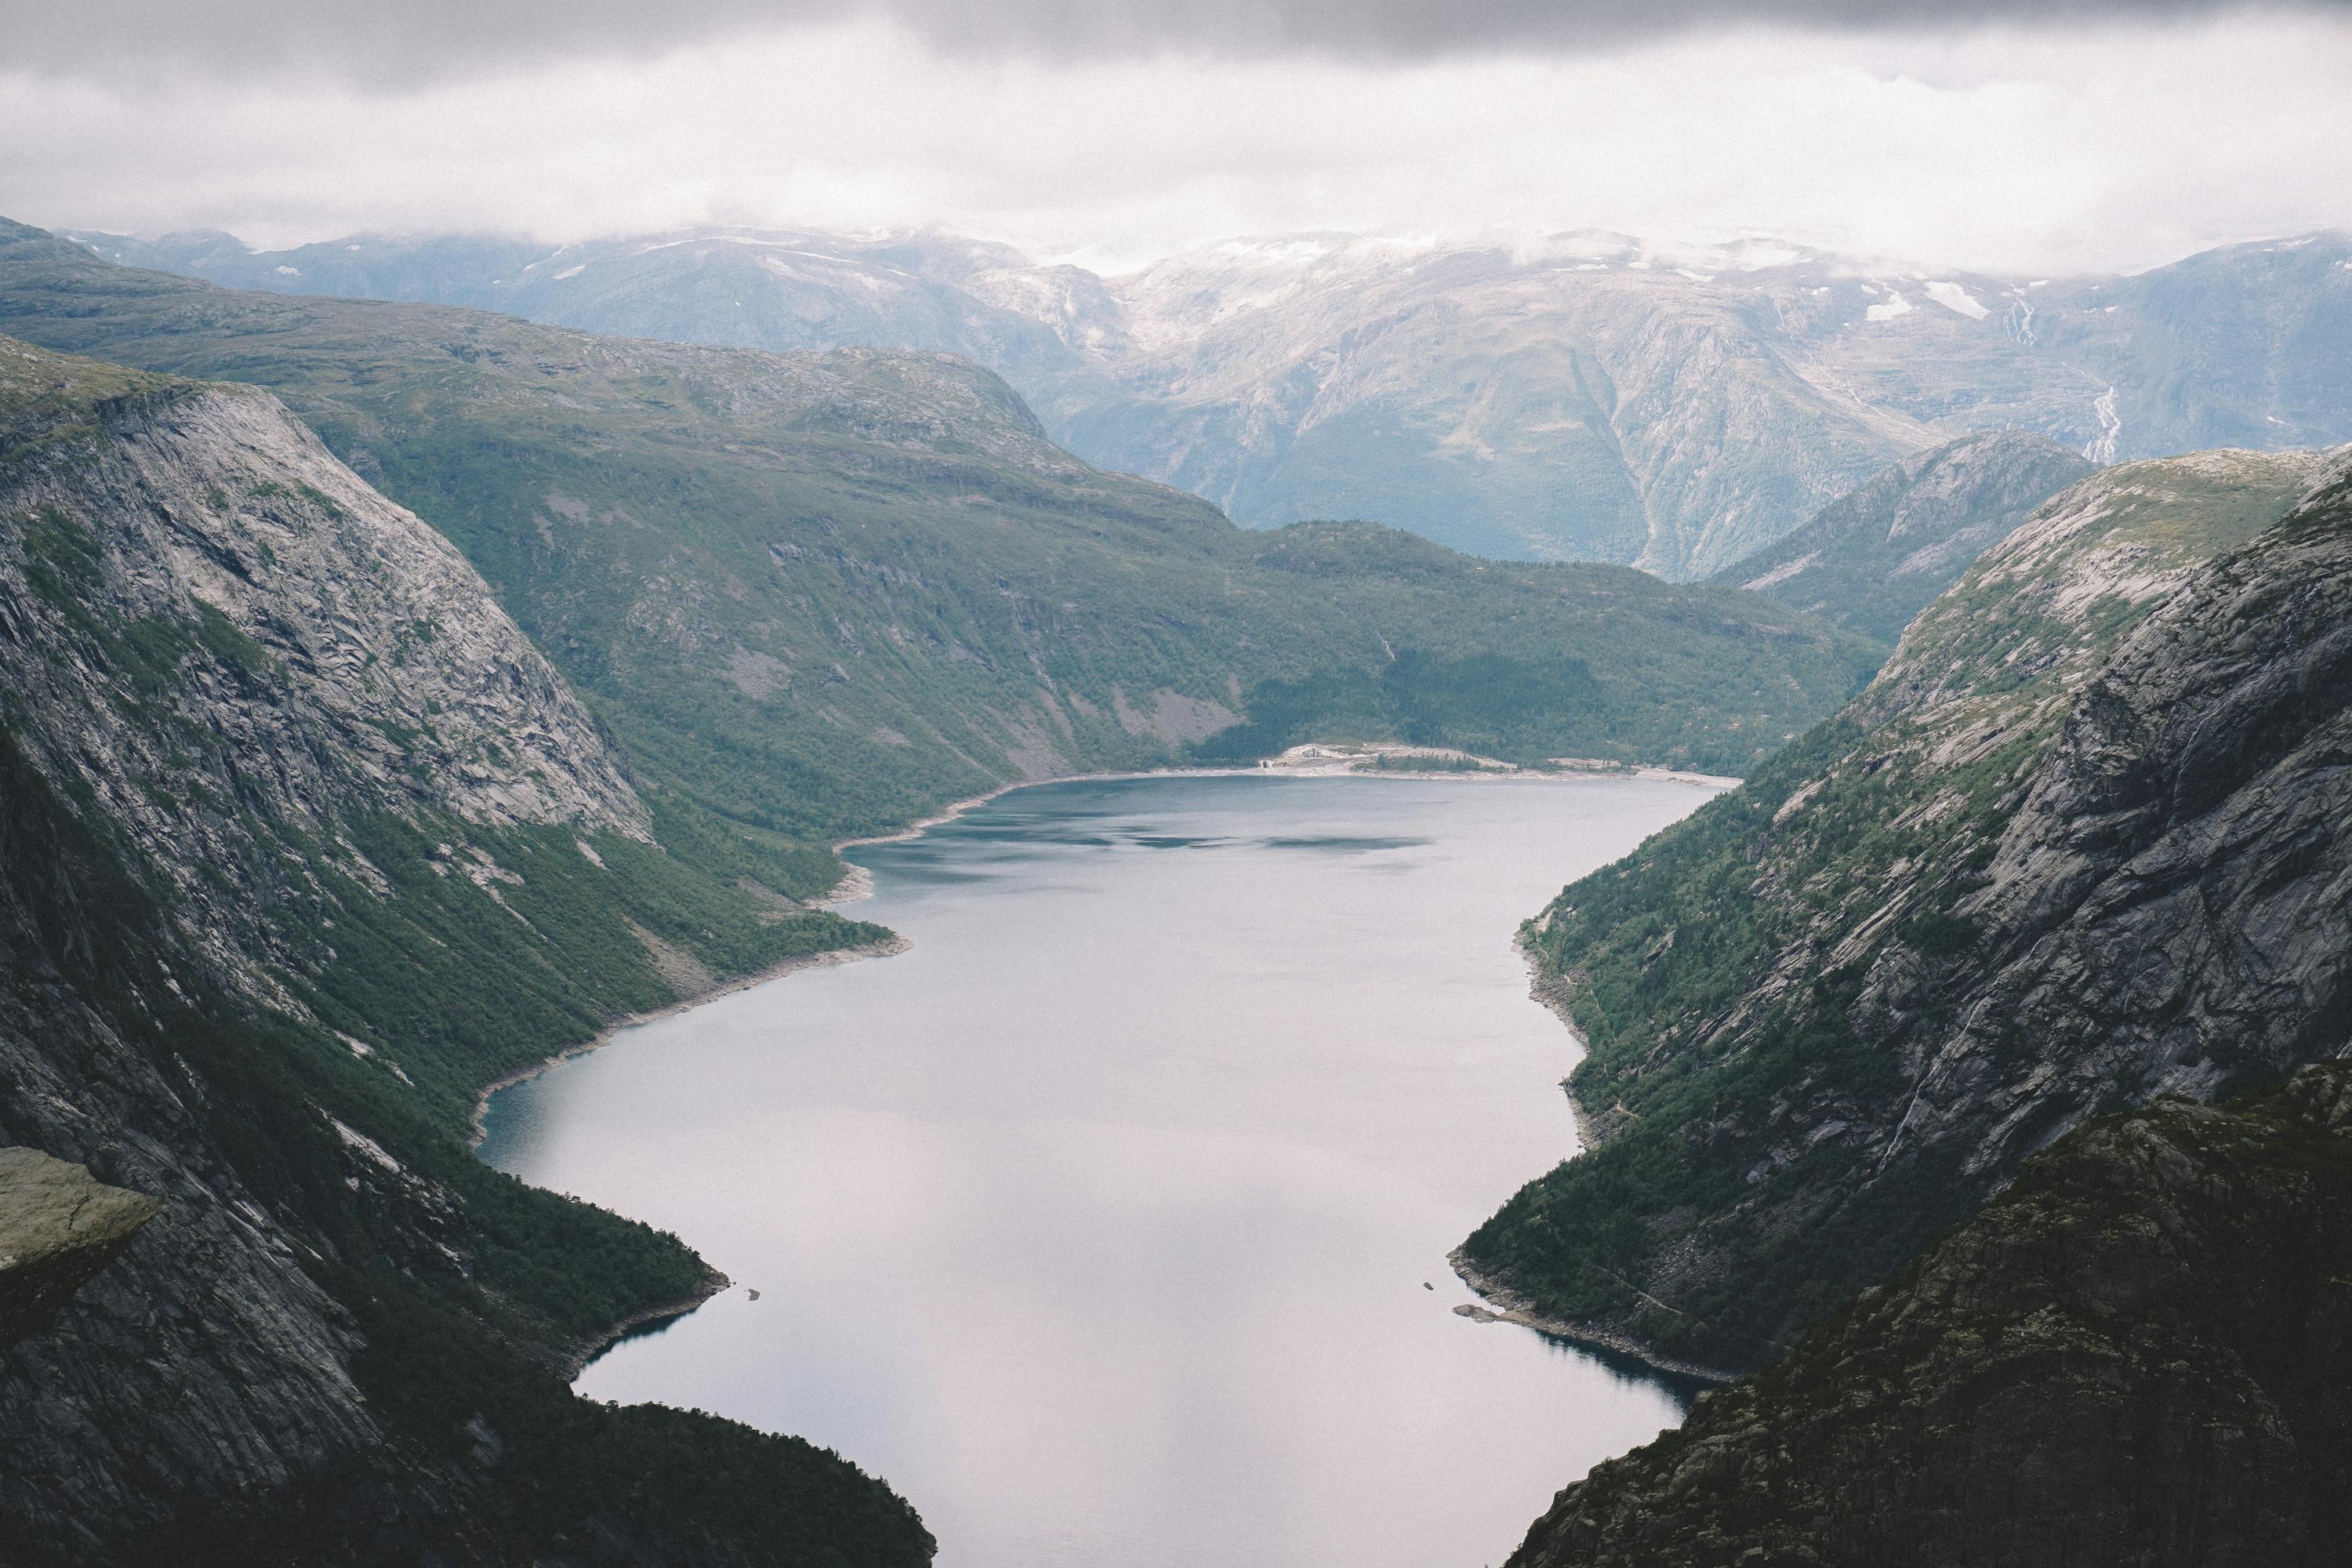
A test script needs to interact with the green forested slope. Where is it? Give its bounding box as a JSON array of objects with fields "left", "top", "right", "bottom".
[{"left": 0, "top": 217, "right": 1882, "bottom": 895}]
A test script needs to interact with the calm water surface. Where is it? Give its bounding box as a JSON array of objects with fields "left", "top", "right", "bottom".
[{"left": 481, "top": 773, "right": 1715, "bottom": 1568}]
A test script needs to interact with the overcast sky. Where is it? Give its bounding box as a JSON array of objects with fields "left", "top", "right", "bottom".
[{"left": 2, "top": 1, "right": 2349, "bottom": 273}]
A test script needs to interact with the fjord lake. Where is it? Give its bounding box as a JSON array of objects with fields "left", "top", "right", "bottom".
[{"left": 479, "top": 772, "right": 1715, "bottom": 1568}]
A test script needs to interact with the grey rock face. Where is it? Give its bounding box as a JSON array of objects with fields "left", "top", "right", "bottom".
[
  {"left": 0, "top": 339, "right": 650, "bottom": 1011},
  {"left": 0, "top": 983, "right": 387, "bottom": 1552},
  {"left": 0, "top": 338, "right": 684, "bottom": 1556},
  {"left": 0, "top": 343, "right": 511, "bottom": 1544},
  {"left": 1891, "top": 456, "right": 2352, "bottom": 1183},
  {"left": 1709, "top": 430, "right": 2095, "bottom": 641}
]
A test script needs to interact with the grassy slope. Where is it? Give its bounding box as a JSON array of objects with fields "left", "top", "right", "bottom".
[{"left": 0, "top": 218, "right": 1883, "bottom": 899}]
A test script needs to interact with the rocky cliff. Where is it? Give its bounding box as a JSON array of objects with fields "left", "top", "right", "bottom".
[
  {"left": 1462, "top": 445, "right": 2352, "bottom": 1372},
  {"left": 1709, "top": 430, "right": 2094, "bottom": 642},
  {"left": 1507, "top": 1063, "right": 2352, "bottom": 1568},
  {"left": 0, "top": 336, "right": 926, "bottom": 1564}
]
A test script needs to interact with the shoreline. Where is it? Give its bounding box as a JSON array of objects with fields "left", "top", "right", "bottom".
[
  {"left": 556, "top": 1270, "right": 733, "bottom": 1381},
  {"left": 818, "top": 767, "right": 1260, "bottom": 903},
  {"left": 1515, "top": 933, "right": 1621, "bottom": 1155},
  {"left": 466, "top": 933, "right": 912, "bottom": 1149},
  {"left": 1441, "top": 935, "right": 1740, "bottom": 1388},
  {"left": 1446, "top": 1247, "right": 1737, "bottom": 1385},
  {"left": 475, "top": 753, "right": 1735, "bottom": 1381}
]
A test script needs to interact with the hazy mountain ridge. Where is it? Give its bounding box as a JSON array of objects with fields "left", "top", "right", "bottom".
[
  {"left": 1461, "top": 443, "right": 2351, "bottom": 1371},
  {"left": 0, "top": 336, "right": 927, "bottom": 1563},
  {"left": 77, "top": 222, "right": 2352, "bottom": 576},
  {"left": 1709, "top": 430, "right": 2096, "bottom": 641}
]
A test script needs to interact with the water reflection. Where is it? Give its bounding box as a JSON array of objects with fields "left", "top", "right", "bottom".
[{"left": 481, "top": 773, "right": 1716, "bottom": 1568}]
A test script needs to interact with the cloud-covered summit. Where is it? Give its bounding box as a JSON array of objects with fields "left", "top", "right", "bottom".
[{"left": 5, "top": 2, "right": 2350, "bottom": 283}]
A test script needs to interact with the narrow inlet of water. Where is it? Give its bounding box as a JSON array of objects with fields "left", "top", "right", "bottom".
[{"left": 481, "top": 772, "right": 1715, "bottom": 1568}]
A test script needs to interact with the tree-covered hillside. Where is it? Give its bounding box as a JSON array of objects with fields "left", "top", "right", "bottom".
[{"left": 1508, "top": 1065, "right": 2352, "bottom": 1568}]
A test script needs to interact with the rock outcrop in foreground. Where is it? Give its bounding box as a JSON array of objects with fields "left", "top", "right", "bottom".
[
  {"left": 0, "top": 1149, "right": 159, "bottom": 1352},
  {"left": 1509, "top": 1063, "right": 2352, "bottom": 1568}
]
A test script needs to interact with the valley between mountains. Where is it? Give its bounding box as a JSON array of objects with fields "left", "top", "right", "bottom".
[{"left": 2, "top": 203, "right": 2350, "bottom": 1568}]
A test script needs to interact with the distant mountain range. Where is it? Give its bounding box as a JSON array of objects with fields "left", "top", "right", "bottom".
[{"left": 71, "top": 223, "right": 2352, "bottom": 576}]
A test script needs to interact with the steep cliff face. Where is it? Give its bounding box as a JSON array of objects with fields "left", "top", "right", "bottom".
[
  {"left": 0, "top": 337, "right": 647, "bottom": 1011},
  {"left": 1709, "top": 431, "right": 2094, "bottom": 642},
  {"left": 0, "top": 338, "right": 925, "bottom": 1565},
  {"left": 1508, "top": 1064, "right": 2352, "bottom": 1568},
  {"left": 1463, "top": 446, "right": 2352, "bottom": 1371}
]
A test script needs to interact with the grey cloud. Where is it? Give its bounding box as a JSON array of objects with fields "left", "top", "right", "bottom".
[{"left": 3, "top": 0, "right": 2340, "bottom": 83}]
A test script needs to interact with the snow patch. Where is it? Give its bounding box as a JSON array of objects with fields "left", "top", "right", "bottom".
[
  {"left": 1923, "top": 280, "right": 1989, "bottom": 320},
  {"left": 1865, "top": 291, "right": 1914, "bottom": 321},
  {"left": 554, "top": 263, "right": 586, "bottom": 281},
  {"left": 274, "top": 266, "right": 299, "bottom": 277}
]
